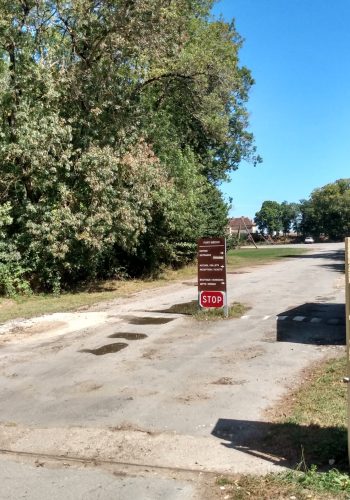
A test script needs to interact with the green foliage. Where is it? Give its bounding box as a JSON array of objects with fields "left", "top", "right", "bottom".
[
  {"left": 0, "top": 257, "right": 32, "bottom": 297},
  {"left": 254, "top": 176, "right": 350, "bottom": 240},
  {"left": 280, "top": 201, "right": 301, "bottom": 235},
  {"left": 226, "top": 232, "right": 250, "bottom": 249},
  {"left": 292, "top": 466, "right": 350, "bottom": 494},
  {"left": 0, "top": 0, "right": 259, "bottom": 291},
  {"left": 218, "top": 468, "right": 350, "bottom": 498},
  {"left": 300, "top": 179, "right": 350, "bottom": 239},
  {"left": 0, "top": 203, "right": 31, "bottom": 296},
  {"left": 254, "top": 200, "right": 282, "bottom": 235}
]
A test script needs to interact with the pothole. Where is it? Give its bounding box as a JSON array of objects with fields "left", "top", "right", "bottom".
[
  {"left": 79, "top": 343, "right": 128, "bottom": 355},
  {"left": 123, "top": 317, "right": 174, "bottom": 325},
  {"left": 152, "top": 301, "right": 197, "bottom": 315},
  {"left": 108, "top": 333, "right": 148, "bottom": 340}
]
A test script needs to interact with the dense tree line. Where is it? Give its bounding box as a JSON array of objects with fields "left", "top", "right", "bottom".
[
  {"left": 300, "top": 179, "right": 350, "bottom": 240},
  {"left": 0, "top": 0, "right": 260, "bottom": 295},
  {"left": 254, "top": 201, "right": 300, "bottom": 236},
  {"left": 254, "top": 179, "right": 350, "bottom": 239}
]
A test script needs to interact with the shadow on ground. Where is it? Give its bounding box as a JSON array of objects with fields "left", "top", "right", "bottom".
[
  {"left": 212, "top": 418, "right": 347, "bottom": 470},
  {"left": 149, "top": 300, "right": 198, "bottom": 315},
  {"left": 276, "top": 303, "right": 345, "bottom": 345},
  {"left": 282, "top": 249, "right": 345, "bottom": 274}
]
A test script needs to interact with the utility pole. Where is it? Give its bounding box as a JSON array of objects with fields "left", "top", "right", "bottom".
[
  {"left": 241, "top": 217, "right": 258, "bottom": 249},
  {"left": 345, "top": 238, "right": 350, "bottom": 466},
  {"left": 236, "top": 219, "right": 242, "bottom": 248}
]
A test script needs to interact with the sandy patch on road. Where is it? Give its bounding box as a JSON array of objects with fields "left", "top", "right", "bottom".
[
  {"left": 175, "top": 392, "right": 211, "bottom": 404},
  {"left": 0, "top": 423, "right": 283, "bottom": 475},
  {"left": 141, "top": 348, "right": 161, "bottom": 360},
  {"left": 0, "top": 311, "right": 113, "bottom": 344},
  {"left": 13, "top": 321, "right": 67, "bottom": 336},
  {"left": 211, "top": 377, "right": 247, "bottom": 386}
]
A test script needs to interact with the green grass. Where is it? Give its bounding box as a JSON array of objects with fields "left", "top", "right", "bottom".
[
  {"left": 0, "top": 279, "right": 172, "bottom": 323},
  {"left": 214, "top": 356, "right": 349, "bottom": 498},
  {"left": 216, "top": 468, "right": 350, "bottom": 499},
  {"left": 265, "top": 356, "right": 347, "bottom": 467},
  {"left": 0, "top": 247, "right": 308, "bottom": 324},
  {"left": 288, "top": 356, "right": 347, "bottom": 430},
  {"left": 226, "top": 246, "right": 309, "bottom": 270}
]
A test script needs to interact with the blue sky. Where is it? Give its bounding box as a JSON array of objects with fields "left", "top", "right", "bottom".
[{"left": 212, "top": 0, "right": 350, "bottom": 219}]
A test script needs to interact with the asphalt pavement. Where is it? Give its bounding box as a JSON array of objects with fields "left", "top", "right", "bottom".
[{"left": 0, "top": 242, "right": 345, "bottom": 499}]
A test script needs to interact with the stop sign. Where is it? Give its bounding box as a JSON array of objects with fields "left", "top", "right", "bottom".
[{"left": 200, "top": 291, "right": 225, "bottom": 308}]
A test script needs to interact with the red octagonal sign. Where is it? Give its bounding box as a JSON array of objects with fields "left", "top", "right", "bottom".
[{"left": 200, "top": 291, "right": 225, "bottom": 308}]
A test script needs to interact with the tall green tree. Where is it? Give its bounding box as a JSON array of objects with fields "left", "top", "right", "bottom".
[
  {"left": 0, "top": 0, "right": 259, "bottom": 292},
  {"left": 300, "top": 179, "right": 350, "bottom": 240},
  {"left": 280, "top": 201, "right": 300, "bottom": 235},
  {"left": 255, "top": 201, "right": 282, "bottom": 235}
]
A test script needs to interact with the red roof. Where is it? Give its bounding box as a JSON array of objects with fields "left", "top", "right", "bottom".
[{"left": 228, "top": 217, "right": 255, "bottom": 230}]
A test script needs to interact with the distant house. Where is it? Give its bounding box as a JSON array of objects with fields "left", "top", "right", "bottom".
[{"left": 227, "top": 217, "right": 257, "bottom": 235}]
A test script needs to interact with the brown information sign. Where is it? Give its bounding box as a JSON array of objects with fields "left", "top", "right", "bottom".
[{"left": 198, "top": 237, "right": 227, "bottom": 292}]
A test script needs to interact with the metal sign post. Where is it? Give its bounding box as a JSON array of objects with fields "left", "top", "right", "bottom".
[
  {"left": 345, "top": 238, "right": 350, "bottom": 466},
  {"left": 198, "top": 237, "right": 228, "bottom": 317}
]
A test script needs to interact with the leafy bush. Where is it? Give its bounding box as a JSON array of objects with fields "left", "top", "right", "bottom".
[
  {"left": 0, "top": 0, "right": 259, "bottom": 293},
  {"left": 293, "top": 466, "right": 350, "bottom": 494},
  {"left": 0, "top": 203, "right": 31, "bottom": 297}
]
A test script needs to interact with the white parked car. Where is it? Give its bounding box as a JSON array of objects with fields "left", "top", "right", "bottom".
[{"left": 304, "top": 236, "right": 314, "bottom": 244}]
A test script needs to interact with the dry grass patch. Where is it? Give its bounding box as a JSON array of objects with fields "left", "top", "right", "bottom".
[
  {"left": 214, "top": 356, "right": 349, "bottom": 499},
  {"left": 0, "top": 278, "right": 176, "bottom": 324},
  {"left": 215, "top": 471, "right": 350, "bottom": 499},
  {"left": 158, "top": 300, "right": 249, "bottom": 321},
  {"left": 263, "top": 356, "right": 347, "bottom": 468}
]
